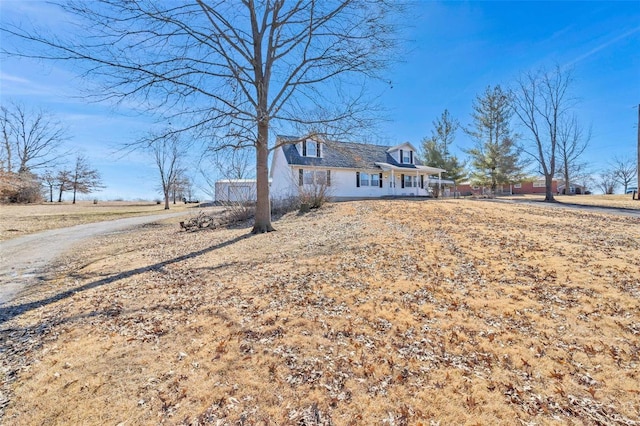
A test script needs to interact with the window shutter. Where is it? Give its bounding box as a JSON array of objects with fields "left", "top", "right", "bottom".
[
  {"left": 401, "top": 174, "right": 405, "bottom": 188},
  {"left": 399, "top": 149, "right": 404, "bottom": 164},
  {"left": 356, "top": 171, "right": 360, "bottom": 187},
  {"left": 420, "top": 175, "right": 424, "bottom": 189},
  {"left": 327, "top": 170, "right": 331, "bottom": 186},
  {"left": 317, "top": 143, "right": 321, "bottom": 158},
  {"left": 299, "top": 169, "right": 303, "bottom": 186},
  {"left": 379, "top": 173, "right": 383, "bottom": 188},
  {"left": 410, "top": 151, "right": 413, "bottom": 164},
  {"left": 302, "top": 141, "right": 307, "bottom": 156}
]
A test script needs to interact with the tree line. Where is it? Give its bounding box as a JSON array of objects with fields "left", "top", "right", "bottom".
[
  {"left": 420, "top": 67, "right": 636, "bottom": 198},
  {"left": 0, "top": 102, "right": 103, "bottom": 203},
  {"left": 3, "top": 2, "right": 637, "bottom": 226}
]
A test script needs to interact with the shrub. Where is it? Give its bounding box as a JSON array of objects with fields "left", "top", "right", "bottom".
[{"left": 0, "top": 171, "right": 42, "bottom": 203}]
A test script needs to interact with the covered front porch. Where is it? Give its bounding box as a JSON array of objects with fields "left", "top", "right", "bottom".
[{"left": 375, "top": 162, "right": 447, "bottom": 197}]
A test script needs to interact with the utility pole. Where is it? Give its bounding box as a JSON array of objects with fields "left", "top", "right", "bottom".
[{"left": 637, "top": 103, "right": 639, "bottom": 200}]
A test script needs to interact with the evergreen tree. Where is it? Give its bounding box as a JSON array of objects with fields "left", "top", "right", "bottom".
[
  {"left": 465, "top": 85, "right": 525, "bottom": 194},
  {"left": 421, "top": 109, "right": 466, "bottom": 188}
]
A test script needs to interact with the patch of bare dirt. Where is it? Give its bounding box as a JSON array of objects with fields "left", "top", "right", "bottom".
[{"left": 1, "top": 200, "right": 639, "bottom": 425}]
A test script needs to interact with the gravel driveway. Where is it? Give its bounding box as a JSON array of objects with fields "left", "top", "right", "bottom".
[{"left": 0, "top": 211, "right": 190, "bottom": 305}]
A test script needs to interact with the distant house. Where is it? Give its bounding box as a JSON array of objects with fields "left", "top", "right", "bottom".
[
  {"left": 270, "top": 136, "right": 447, "bottom": 201},
  {"left": 457, "top": 179, "right": 558, "bottom": 196},
  {"left": 557, "top": 182, "right": 588, "bottom": 194}
]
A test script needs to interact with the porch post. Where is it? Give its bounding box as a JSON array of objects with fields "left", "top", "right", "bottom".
[
  {"left": 439, "top": 172, "right": 442, "bottom": 196},
  {"left": 415, "top": 170, "right": 419, "bottom": 196},
  {"left": 391, "top": 169, "right": 395, "bottom": 196}
]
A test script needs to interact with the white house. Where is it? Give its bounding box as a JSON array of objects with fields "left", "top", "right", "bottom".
[{"left": 270, "top": 135, "right": 447, "bottom": 201}]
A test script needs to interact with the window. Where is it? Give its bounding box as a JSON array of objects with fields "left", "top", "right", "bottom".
[
  {"left": 403, "top": 151, "right": 412, "bottom": 164},
  {"left": 307, "top": 141, "right": 317, "bottom": 157},
  {"left": 370, "top": 173, "right": 380, "bottom": 187},
  {"left": 514, "top": 183, "right": 522, "bottom": 189},
  {"left": 302, "top": 140, "right": 321, "bottom": 157},
  {"left": 303, "top": 170, "right": 315, "bottom": 185},
  {"left": 300, "top": 169, "right": 330, "bottom": 186},
  {"left": 533, "top": 181, "right": 545, "bottom": 188},
  {"left": 403, "top": 174, "right": 416, "bottom": 188},
  {"left": 360, "top": 172, "right": 370, "bottom": 186}
]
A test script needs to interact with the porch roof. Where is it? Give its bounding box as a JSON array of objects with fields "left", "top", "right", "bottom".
[{"left": 374, "top": 162, "right": 446, "bottom": 175}]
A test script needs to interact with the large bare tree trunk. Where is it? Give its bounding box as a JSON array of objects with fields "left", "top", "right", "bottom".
[
  {"left": 252, "top": 123, "right": 274, "bottom": 234},
  {"left": 545, "top": 173, "right": 555, "bottom": 202}
]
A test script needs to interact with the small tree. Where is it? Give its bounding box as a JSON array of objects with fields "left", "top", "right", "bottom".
[
  {"left": 42, "top": 169, "right": 57, "bottom": 202},
  {"left": 556, "top": 114, "right": 590, "bottom": 195},
  {"left": 421, "top": 109, "right": 466, "bottom": 196},
  {"left": 610, "top": 156, "right": 637, "bottom": 194},
  {"left": 596, "top": 171, "right": 616, "bottom": 195},
  {"left": 170, "top": 170, "right": 190, "bottom": 204},
  {"left": 146, "top": 132, "right": 186, "bottom": 210},
  {"left": 69, "top": 155, "right": 104, "bottom": 203},
  {"left": 465, "top": 85, "right": 524, "bottom": 195},
  {"left": 56, "top": 169, "right": 72, "bottom": 202}
]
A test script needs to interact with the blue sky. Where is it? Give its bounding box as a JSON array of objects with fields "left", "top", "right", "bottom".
[{"left": 1, "top": 1, "right": 639, "bottom": 199}]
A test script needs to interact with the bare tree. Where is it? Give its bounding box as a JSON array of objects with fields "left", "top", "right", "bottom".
[
  {"left": 2, "top": 1, "right": 403, "bottom": 233},
  {"left": 69, "top": 155, "right": 104, "bottom": 203},
  {"left": 556, "top": 114, "right": 590, "bottom": 194},
  {"left": 147, "top": 133, "right": 185, "bottom": 210},
  {"left": 596, "top": 171, "right": 616, "bottom": 195},
  {"left": 170, "top": 170, "right": 190, "bottom": 204},
  {"left": 56, "top": 169, "right": 72, "bottom": 202},
  {"left": 513, "top": 66, "right": 575, "bottom": 202},
  {"left": 0, "top": 103, "right": 69, "bottom": 173},
  {"left": 610, "top": 156, "right": 638, "bottom": 194},
  {"left": 42, "top": 169, "right": 57, "bottom": 202}
]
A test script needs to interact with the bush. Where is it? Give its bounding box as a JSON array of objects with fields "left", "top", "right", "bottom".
[
  {"left": 0, "top": 171, "right": 42, "bottom": 203},
  {"left": 298, "top": 180, "right": 332, "bottom": 211}
]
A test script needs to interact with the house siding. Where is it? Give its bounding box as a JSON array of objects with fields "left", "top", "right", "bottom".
[
  {"left": 270, "top": 147, "right": 299, "bottom": 200},
  {"left": 270, "top": 139, "right": 441, "bottom": 201}
]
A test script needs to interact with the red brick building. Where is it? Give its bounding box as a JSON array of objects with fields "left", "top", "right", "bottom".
[{"left": 457, "top": 179, "right": 558, "bottom": 196}]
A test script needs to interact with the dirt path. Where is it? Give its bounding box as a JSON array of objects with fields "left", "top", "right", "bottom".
[{"left": 0, "top": 212, "right": 191, "bottom": 305}]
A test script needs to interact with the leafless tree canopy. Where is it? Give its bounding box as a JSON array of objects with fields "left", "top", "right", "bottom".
[
  {"left": 70, "top": 155, "right": 104, "bottom": 204},
  {"left": 145, "top": 132, "right": 187, "bottom": 210},
  {"left": 610, "top": 156, "right": 638, "bottom": 193},
  {"left": 556, "top": 114, "right": 590, "bottom": 194},
  {"left": 513, "top": 66, "right": 576, "bottom": 202},
  {"left": 0, "top": 103, "right": 69, "bottom": 173},
  {"left": 2, "top": 0, "right": 403, "bottom": 232}
]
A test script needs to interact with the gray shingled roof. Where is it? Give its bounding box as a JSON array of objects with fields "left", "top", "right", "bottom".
[{"left": 280, "top": 138, "right": 422, "bottom": 170}]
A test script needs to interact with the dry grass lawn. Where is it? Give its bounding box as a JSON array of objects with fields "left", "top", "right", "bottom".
[
  {"left": 512, "top": 194, "right": 640, "bottom": 210},
  {"left": 0, "top": 201, "right": 193, "bottom": 241},
  {"left": 1, "top": 199, "right": 639, "bottom": 425}
]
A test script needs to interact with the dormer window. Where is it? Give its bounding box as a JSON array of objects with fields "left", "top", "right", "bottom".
[
  {"left": 399, "top": 149, "right": 413, "bottom": 164},
  {"left": 302, "top": 140, "right": 321, "bottom": 158}
]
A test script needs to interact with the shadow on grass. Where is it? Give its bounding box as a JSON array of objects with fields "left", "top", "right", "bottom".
[{"left": 0, "top": 233, "right": 251, "bottom": 324}]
